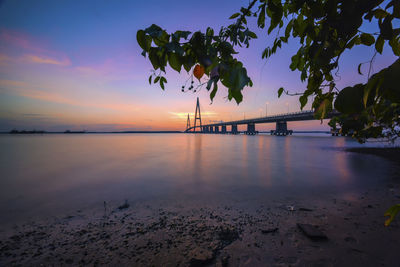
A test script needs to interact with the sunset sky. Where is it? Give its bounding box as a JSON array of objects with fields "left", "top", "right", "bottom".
[{"left": 0, "top": 0, "right": 398, "bottom": 132}]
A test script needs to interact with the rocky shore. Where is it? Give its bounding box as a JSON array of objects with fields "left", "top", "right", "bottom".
[{"left": 1, "top": 182, "right": 400, "bottom": 266}]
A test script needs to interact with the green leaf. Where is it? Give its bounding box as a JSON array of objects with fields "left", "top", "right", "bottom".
[
  {"left": 137, "top": 30, "right": 148, "bottom": 51},
  {"left": 159, "top": 77, "right": 167, "bottom": 90},
  {"left": 285, "top": 20, "right": 293, "bottom": 39},
  {"left": 299, "top": 95, "right": 307, "bottom": 109},
  {"left": 334, "top": 84, "right": 364, "bottom": 114},
  {"left": 257, "top": 4, "right": 266, "bottom": 28},
  {"left": 373, "top": 9, "right": 388, "bottom": 19},
  {"left": 154, "top": 76, "right": 160, "bottom": 84},
  {"left": 278, "top": 87, "right": 284, "bottom": 97},
  {"left": 206, "top": 78, "right": 213, "bottom": 91},
  {"left": 148, "top": 75, "right": 152, "bottom": 85},
  {"left": 360, "top": 33, "right": 375, "bottom": 46},
  {"left": 375, "top": 36, "right": 384, "bottom": 54},
  {"left": 145, "top": 24, "right": 162, "bottom": 37},
  {"left": 210, "top": 82, "right": 218, "bottom": 101},
  {"left": 389, "top": 37, "right": 400, "bottom": 56},
  {"left": 384, "top": 204, "right": 400, "bottom": 226},
  {"left": 149, "top": 48, "right": 160, "bottom": 70},
  {"left": 363, "top": 73, "right": 382, "bottom": 107},
  {"left": 183, "top": 56, "right": 194, "bottom": 73},
  {"left": 358, "top": 63, "right": 363, "bottom": 75},
  {"left": 173, "top": 30, "right": 191, "bottom": 40},
  {"left": 315, "top": 98, "right": 332, "bottom": 119},
  {"left": 247, "top": 31, "right": 258, "bottom": 39},
  {"left": 229, "top": 13, "right": 240, "bottom": 19},
  {"left": 168, "top": 53, "right": 182, "bottom": 72},
  {"left": 231, "top": 88, "right": 243, "bottom": 104},
  {"left": 220, "top": 63, "right": 251, "bottom": 104}
]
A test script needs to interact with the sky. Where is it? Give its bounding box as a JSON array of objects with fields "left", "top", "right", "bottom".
[{"left": 0, "top": 0, "right": 398, "bottom": 132}]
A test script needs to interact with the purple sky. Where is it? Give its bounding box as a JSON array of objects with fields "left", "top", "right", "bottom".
[{"left": 0, "top": 0, "right": 398, "bottom": 131}]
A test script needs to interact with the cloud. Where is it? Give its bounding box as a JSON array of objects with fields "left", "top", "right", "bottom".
[
  {"left": 22, "top": 54, "right": 71, "bottom": 66},
  {"left": 168, "top": 111, "right": 217, "bottom": 119},
  {"left": 0, "top": 79, "right": 139, "bottom": 113},
  {"left": 0, "top": 52, "right": 71, "bottom": 67},
  {"left": 0, "top": 29, "right": 34, "bottom": 50},
  {"left": 0, "top": 29, "right": 71, "bottom": 67},
  {"left": 73, "top": 56, "right": 138, "bottom": 81}
]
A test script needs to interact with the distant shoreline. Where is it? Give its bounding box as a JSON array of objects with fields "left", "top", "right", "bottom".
[
  {"left": 1, "top": 130, "right": 332, "bottom": 135},
  {"left": 1, "top": 131, "right": 183, "bottom": 134}
]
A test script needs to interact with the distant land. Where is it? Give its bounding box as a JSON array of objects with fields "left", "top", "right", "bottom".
[
  {"left": 3, "top": 130, "right": 182, "bottom": 134},
  {"left": 2, "top": 130, "right": 331, "bottom": 134}
]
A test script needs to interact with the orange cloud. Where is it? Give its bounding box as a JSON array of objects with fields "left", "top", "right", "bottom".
[
  {"left": 169, "top": 111, "right": 217, "bottom": 119},
  {"left": 23, "top": 54, "right": 71, "bottom": 66}
]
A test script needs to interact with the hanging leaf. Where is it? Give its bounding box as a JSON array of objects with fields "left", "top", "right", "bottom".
[
  {"left": 229, "top": 13, "right": 240, "bottom": 19},
  {"left": 278, "top": 87, "right": 284, "bottom": 97},
  {"left": 193, "top": 64, "right": 205, "bottom": 81},
  {"left": 299, "top": 95, "right": 307, "bottom": 109},
  {"left": 168, "top": 53, "right": 182, "bottom": 72},
  {"left": 314, "top": 98, "right": 332, "bottom": 119},
  {"left": 375, "top": 36, "right": 384, "bottom": 53},
  {"left": 210, "top": 82, "right": 218, "bottom": 101},
  {"left": 334, "top": 84, "right": 364, "bottom": 114},
  {"left": 358, "top": 63, "right": 363, "bottom": 75},
  {"left": 360, "top": 33, "right": 375, "bottom": 46}
]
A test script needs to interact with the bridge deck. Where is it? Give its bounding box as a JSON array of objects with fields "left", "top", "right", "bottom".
[{"left": 185, "top": 110, "right": 339, "bottom": 132}]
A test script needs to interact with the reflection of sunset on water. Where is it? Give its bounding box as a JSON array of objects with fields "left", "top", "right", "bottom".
[{"left": 334, "top": 138, "right": 351, "bottom": 184}]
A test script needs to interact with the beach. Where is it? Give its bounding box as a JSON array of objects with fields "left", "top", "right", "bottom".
[{"left": 1, "top": 172, "right": 399, "bottom": 266}]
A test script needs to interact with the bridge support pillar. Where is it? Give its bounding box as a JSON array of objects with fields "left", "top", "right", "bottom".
[
  {"left": 209, "top": 126, "right": 213, "bottom": 133},
  {"left": 221, "top": 125, "right": 227, "bottom": 134},
  {"left": 245, "top": 123, "right": 258, "bottom": 135},
  {"left": 215, "top": 126, "right": 220, "bottom": 133},
  {"left": 231, "top": 125, "right": 238, "bottom": 134},
  {"left": 272, "top": 121, "right": 292, "bottom": 136}
]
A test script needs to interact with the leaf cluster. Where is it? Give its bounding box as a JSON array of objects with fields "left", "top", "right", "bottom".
[
  {"left": 137, "top": 0, "right": 400, "bottom": 141},
  {"left": 137, "top": 18, "right": 256, "bottom": 103}
]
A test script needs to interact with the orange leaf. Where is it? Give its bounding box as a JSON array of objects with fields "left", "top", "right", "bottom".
[{"left": 193, "top": 64, "right": 205, "bottom": 81}]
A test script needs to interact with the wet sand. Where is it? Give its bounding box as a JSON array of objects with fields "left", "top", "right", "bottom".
[
  {"left": 347, "top": 147, "right": 400, "bottom": 164},
  {"left": 1, "top": 181, "right": 400, "bottom": 266}
]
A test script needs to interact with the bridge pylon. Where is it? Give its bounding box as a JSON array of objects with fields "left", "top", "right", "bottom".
[
  {"left": 193, "top": 97, "right": 202, "bottom": 132},
  {"left": 186, "top": 113, "right": 191, "bottom": 131}
]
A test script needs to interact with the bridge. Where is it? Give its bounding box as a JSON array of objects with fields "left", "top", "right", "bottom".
[{"left": 185, "top": 97, "right": 340, "bottom": 135}]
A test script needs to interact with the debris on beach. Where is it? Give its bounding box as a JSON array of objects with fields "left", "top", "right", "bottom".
[
  {"left": 261, "top": 227, "right": 279, "bottom": 234},
  {"left": 299, "top": 207, "right": 313, "bottom": 212},
  {"left": 287, "top": 205, "right": 295, "bottom": 211},
  {"left": 297, "top": 223, "right": 328, "bottom": 240},
  {"left": 118, "top": 200, "right": 129, "bottom": 210}
]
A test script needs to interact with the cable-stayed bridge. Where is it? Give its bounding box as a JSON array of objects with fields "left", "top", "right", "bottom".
[{"left": 185, "top": 97, "right": 339, "bottom": 135}]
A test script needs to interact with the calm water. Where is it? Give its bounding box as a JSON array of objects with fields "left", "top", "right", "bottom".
[{"left": 0, "top": 133, "right": 395, "bottom": 226}]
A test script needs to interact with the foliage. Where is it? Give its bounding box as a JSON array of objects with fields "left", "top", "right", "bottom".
[
  {"left": 138, "top": 0, "right": 400, "bottom": 141},
  {"left": 385, "top": 204, "right": 400, "bottom": 226},
  {"left": 137, "top": 0, "right": 400, "bottom": 225}
]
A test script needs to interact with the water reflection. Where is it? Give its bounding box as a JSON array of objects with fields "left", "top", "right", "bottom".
[{"left": 0, "top": 133, "right": 395, "bottom": 225}]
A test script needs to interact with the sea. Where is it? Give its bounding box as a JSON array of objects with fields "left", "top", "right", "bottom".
[{"left": 0, "top": 133, "right": 397, "bottom": 227}]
